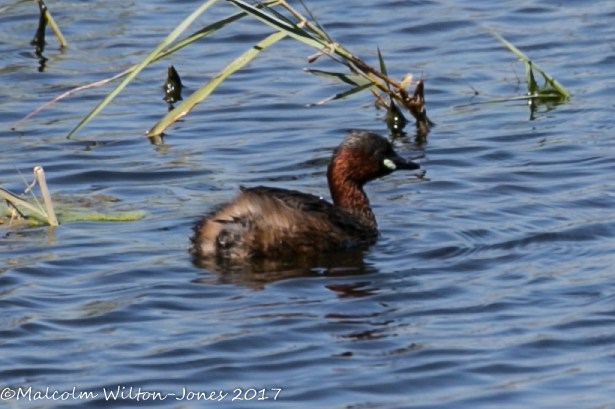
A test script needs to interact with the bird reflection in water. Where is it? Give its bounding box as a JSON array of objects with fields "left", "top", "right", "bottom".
[{"left": 191, "top": 248, "right": 378, "bottom": 291}]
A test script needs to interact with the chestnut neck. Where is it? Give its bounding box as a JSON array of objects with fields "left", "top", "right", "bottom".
[{"left": 327, "top": 149, "right": 377, "bottom": 227}]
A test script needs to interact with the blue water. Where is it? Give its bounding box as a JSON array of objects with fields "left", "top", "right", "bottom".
[{"left": 2, "top": 0, "right": 615, "bottom": 408}]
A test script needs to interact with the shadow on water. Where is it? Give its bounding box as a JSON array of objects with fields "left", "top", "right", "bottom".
[{"left": 191, "top": 248, "right": 378, "bottom": 290}]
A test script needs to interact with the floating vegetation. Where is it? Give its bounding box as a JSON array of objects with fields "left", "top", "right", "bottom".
[
  {"left": 455, "top": 31, "right": 570, "bottom": 111},
  {"left": 490, "top": 31, "right": 570, "bottom": 100},
  {"left": 15, "top": 0, "right": 431, "bottom": 138},
  {"left": 1, "top": 168, "right": 146, "bottom": 227},
  {"left": 1, "top": 166, "right": 57, "bottom": 226}
]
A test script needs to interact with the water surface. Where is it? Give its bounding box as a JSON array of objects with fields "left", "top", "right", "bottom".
[{"left": 1, "top": 0, "right": 615, "bottom": 408}]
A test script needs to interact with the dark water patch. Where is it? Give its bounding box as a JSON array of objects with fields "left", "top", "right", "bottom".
[
  {"left": 48, "top": 169, "right": 206, "bottom": 185},
  {"left": 402, "top": 19, "right": 475, "bottom": 36}
]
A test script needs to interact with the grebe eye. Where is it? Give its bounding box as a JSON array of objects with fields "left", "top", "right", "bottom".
[{"left": 383, "top": 159, "right": 396, "bottom": 170}]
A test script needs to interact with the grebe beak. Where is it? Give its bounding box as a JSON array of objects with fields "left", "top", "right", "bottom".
[{"left": 385, "top": 155, "right": 421, "bottom": 171}]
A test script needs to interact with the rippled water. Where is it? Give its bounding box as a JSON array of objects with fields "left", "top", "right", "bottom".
[{"left": 2, "top": 0, "right": 615, "bottom": 408}]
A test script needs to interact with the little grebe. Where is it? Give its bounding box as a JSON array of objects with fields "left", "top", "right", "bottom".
[{"left": 191, "top": 130, "right": 422, "bottom": 259}]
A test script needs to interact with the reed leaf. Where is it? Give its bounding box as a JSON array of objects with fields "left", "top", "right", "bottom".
[
  {"left": 303, "top": 69, "right": 374, "bottom": 87},
  {"left": 228, "top": 0, "right": 330, "bottom": 52},
  {"left": 525, "top": 61, "right": 539, "bottom": 95},
  {"left": 296, "top": 0, "right": 332, "bottom": 43},
  {"left": 311, "top": 82, "right": 375, "bottom": 106},
  {"left": 147, "top": 31, "right": 287, "bottom": 136},
  {"left": 0, "top": 187, "right": 48, "bottom": 221},
  {"left": 157, "top": 1, "right": 279, "bottom": 63},
  {"left": 377, "top": 47, "right": 390, "bottom": 91},
  {"left": 490, "top": 31, "right": 571, "bottom": 98},
  {"left": 13, "top": 4, "right": 277, "bottom": 130},
  {"left": 258, "top": 0, "right": 300, "bottom": 30},
  {"left": 452, "top": 94, "right": 560, "bottom": 109},
  {"left": 66, "top": 0, "right": 222, "bottom": 138}
]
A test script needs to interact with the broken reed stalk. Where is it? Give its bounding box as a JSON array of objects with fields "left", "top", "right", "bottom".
[
  {"left": 34, "top": 166, "right": 58, "bottom": 226},
  {"left": 0, "top": 166, "right": 58, "bottom": 226},
  {"left": 33, "top": 0, "right": 67, "bottom": 48}
]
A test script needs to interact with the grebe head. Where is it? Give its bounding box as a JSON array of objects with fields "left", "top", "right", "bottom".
[
  {"left": 327, "top": 130, "right": 421, "bottom": 219},
  {"left": 328, "top": 130, "right": 420, "bottom": 186}
]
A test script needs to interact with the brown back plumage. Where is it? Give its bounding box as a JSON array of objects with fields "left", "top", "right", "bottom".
[{"left": 191, "top": 186, "right": 378, "bottom": 259}]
